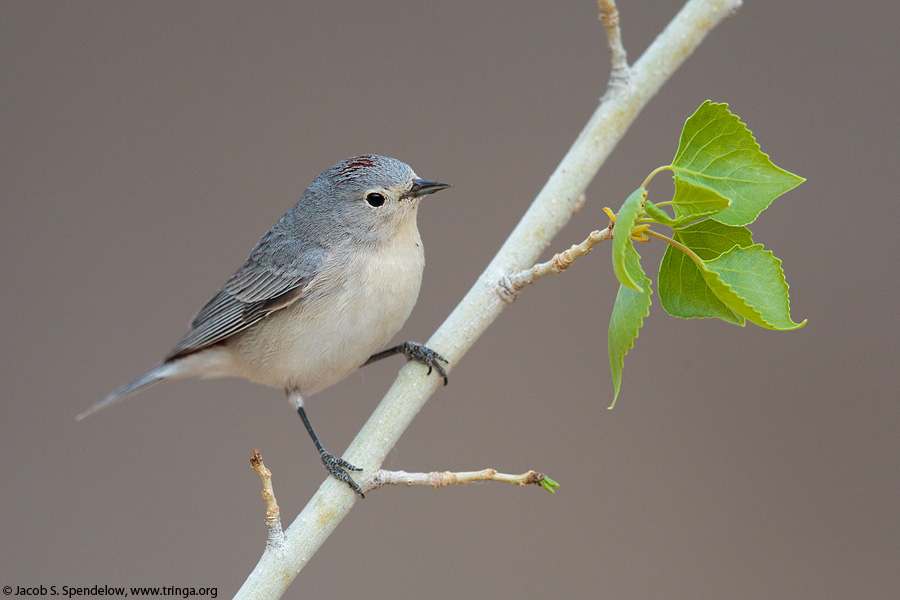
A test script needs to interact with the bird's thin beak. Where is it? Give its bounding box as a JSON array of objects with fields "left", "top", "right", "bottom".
[{"left": 407, "top": 179, "right": 451, "bottom": 198}]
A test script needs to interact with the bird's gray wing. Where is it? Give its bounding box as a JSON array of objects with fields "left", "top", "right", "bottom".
[{"left": 165, "top": 230, "right": 326, "bottom": 361}]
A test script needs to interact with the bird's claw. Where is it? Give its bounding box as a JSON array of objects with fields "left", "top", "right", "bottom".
[
  {"left": 320, "top": 450, "right": 364, "bottom": 497},
  {"left": 401, "top": 342, "right": 449, "bottom": 385}
]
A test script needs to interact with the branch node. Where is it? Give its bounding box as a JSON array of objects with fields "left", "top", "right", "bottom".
[
  {"left": 497, "top": 274, "right": 522, "bottom": 304},
  {"left": 431, "top": 470, "right": 458, "bottom": 488},
  {"left": 524, "top": 470, "right": 544, "bottom": 486},
  {"left": 573, "top": 193, "right": 587, "bottom": 214},
  {"left": 550, "top": 248, "right": 576, "bottom": 273}
]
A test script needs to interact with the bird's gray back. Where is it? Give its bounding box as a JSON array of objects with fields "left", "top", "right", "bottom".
[{"left": 165, "top": 154, "right": 417, "bottom": 361}]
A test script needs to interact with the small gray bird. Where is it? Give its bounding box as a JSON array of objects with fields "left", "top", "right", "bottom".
[{"left": 78, "top": 154, "right": 450, "bottom": 495}]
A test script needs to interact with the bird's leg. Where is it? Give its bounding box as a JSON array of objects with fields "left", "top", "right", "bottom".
[
  {"left": 294, "top": 399, "right": 364, "bottom": 497},
  {"left": 364, "top": 341, "right": 449, "bottom": 385}
]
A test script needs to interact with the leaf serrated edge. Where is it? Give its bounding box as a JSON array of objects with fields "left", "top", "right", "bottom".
[
  {"left": 700, "top": 244, "right": 806, "bottom": 330},
  {"left": 671, "top": 101, "right": 805, "bottom": 227},
  {"left": 672, "top": 100, "right": 731, "bottom": 167},
  {"left": 608, "top": 275, "right": 652, "bottom": 409}
]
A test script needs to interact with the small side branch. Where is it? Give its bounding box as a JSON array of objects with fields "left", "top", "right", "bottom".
[
  {"left": 501, "top": 225, "right": 613, "bottom": 299},
  {"left": 250, "top": 450, "right": 285, "bottom": 550},
  {"left": 366, "top": 469, "right": 559, "bottom": 494},
  {"left": 599, "top": 0, "right": 632, "bottom": 90}
]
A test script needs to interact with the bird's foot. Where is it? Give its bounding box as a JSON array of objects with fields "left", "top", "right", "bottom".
[
  {"left": 397, "top": 341, "right": 449, "bottom": 385},
  {"left": 320, "top": 450, "right": 364, "bottom": 497}
]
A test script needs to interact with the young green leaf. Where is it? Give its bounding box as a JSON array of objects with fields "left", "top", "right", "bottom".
[
  {"left": 539, "top": 476, "right": 560, "bottom": 493},
  {"left": 658, "top": 220, "right": 753, "bottom": 324},
  {"left": 608, "top": 243, "right": 652, "bottom": 409},
  {"left": 659, "top": 245, "right": 743, "bottom": 324},
  {"left": 673, "top": 219, "right": 755, "bottom": 260},
  {"left": 699, "top": 244, "right": 806, "bottom": 330},
  {"left": 612, "top": 187, "right": 648, "bottom": 292},
  {"left": 671, "top": 178, "right": 731, "bottom": 226},
  {"left": 643, "top": 199, "right": 677, "bottom": 227},
  {"left": 670, "top": 101, "right": 804, "bottom": 226}
]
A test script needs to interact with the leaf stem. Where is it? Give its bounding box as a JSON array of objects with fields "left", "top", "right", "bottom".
[
  {"left": 644, "top": 229, "right": 704, "bottom": 265},
  {"left": 641, "top": 165, "right": 672, "bottom": 189}
]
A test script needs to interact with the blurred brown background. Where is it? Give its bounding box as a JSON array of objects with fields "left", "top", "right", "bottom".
[{"left": 2, "top": 1, "right": 898, "bottom": 598}]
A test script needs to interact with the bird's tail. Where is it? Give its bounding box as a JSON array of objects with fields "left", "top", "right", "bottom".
[{"left": 77, "top": 363, "right": 172, "bottom": 421}]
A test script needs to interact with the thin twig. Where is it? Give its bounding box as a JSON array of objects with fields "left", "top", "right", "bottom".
[
  {"left": 250, "top": 449, "right": 285, "bottom": 550},
  {"left": 501, "top": 225, "right": 613, "bottom": 299},
  {"left": 366, "top": 469, "right": 560, "bottom": 494},
  {"left": 599, "top": 0, "right": 632, "bottom": 91}
]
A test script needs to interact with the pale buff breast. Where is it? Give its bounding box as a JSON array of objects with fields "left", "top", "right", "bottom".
[{"left": 225, "top": 218, "right": 425, "bottom": 395}]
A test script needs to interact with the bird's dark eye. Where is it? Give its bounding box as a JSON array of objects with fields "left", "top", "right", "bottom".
[{"left": 365, "top": 192, "right": 385, "bottom": 207}]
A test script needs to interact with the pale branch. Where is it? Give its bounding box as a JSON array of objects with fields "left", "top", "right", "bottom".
[
  {"left": 501, "top": 225, "right": 613, "bottom": 298},
  {"left": 236, "top": 2, "right": 742, "bottom": 598},
  {"left": 365, "top": 469, "right": 559, "bottom": 494},
  {"left": 250, "top": 450, "right": 284, "bottom": 550},
  {"left": 598, "top": 0, "right": 631, "bottom": 90}
]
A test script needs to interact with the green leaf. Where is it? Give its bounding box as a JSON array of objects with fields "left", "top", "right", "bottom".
[
  {"left": 671, "top": 178, "right": 731, "bottom": 226},
  {"left": 612, "top": 187, "right": 647, "bottom": 292},
  {"left": 698, "top": 244, "right": 806, "bottom": 330},
  {"left": 670, "top": 101, "right": 804, "bottom": 226},
  {"left": 539, "top": 476, "right": 560, "bottom": 493},
  {"left": 659, "top": 248, "right": 743, "bottom": 325},
  {"left": 658, "top": 220, "right": 753, "bottom": 324},
  {"left": 608, "top": 243, "right": 652, "bottom": 409},
  {"left": 642, "top": 199, "right": 677, "bottom": 227},
  {"left": 674, "top": 219, "right": 755, "bottom": 260}
]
